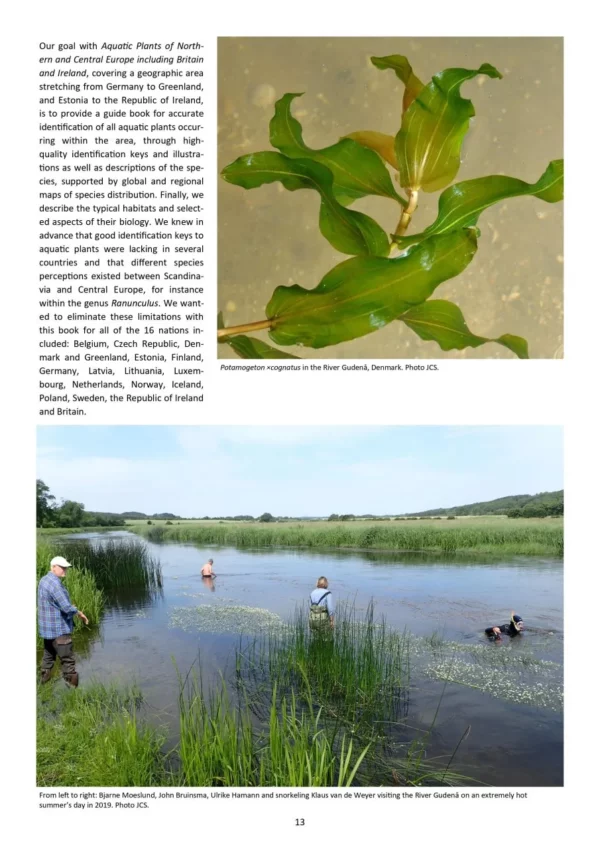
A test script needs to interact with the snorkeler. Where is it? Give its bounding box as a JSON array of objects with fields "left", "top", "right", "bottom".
[{"left": 485, "top": 612, "right": 524, "bottom": 641}]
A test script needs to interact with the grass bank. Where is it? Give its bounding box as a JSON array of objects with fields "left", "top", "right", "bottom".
[
  {"left": 133, "top": 517, "right": 563, "bottom": 557},
  {"left": 37, "top": 682, "right": 168, "bottom": 786}
]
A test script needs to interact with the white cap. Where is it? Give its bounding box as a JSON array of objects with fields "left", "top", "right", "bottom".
[{"left": 51, "top": 556, "right": 71, "bottom": 569}]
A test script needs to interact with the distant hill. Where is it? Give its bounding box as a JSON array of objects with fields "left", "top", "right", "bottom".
[
  {"left": 404, "top": 490, "right": 563, "bottom": 518},
  {"left": 87, "top": 511, "right": 181, "bottom": 520}
]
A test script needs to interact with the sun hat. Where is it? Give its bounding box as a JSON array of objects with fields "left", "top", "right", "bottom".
[{"left": 50, "top": 556, "right": 71, "bottom": 569}]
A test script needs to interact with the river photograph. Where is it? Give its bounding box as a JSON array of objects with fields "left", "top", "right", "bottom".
[{"left": 36, "top": 426, "right": 563, "bottom": 788}]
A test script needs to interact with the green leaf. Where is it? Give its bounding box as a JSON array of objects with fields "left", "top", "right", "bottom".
[
  {"left": 221, "top": 151, "right": 390, "bottom": 257},
  {"left": 225, "top": 335, "right": 300, "bottom": 359},
  {"left": 370, "top": 55, "right": 425, "bottom": 112},
  {"left": 396, "top": 63, "right": 502, "bottom": 192},
  {"left": 393, "top": 160, "right": 564, "bottom": 249},
  {"left": 399, "top": 300, "right": 529, "bottom": 358},
  {"left": 218, "top": 311, "right": 300, "bottom": 358},
  {"left": 345, "top": 131, "right": 398, "bottom": 169},
  {"left": 269, "top": 93, "right": 402, "bottom": 205},
  {"left": 266, "top": 230, "right": 478, "bottom": 349}
]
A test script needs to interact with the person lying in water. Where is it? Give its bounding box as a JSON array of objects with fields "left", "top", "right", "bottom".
[
  {"left": 485, "top": 612, "right": 524, "bottom": 641},
  {"left": 201, "top": 558, "right": 216, "bottom": 577}
]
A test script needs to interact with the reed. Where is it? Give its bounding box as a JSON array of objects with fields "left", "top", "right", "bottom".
[
  {"left": 37, "top": 681, "right": 168, "bottom": 786},
  {"left": 133, "top": 518, "right": 563, "bottom": 557},
  {"left": 238, "top": 603, "right": 410, "bottom": 731},
  {"left": 52, "top": 539, "right": 163, "bottom": 591},
  {"left": 177, "top": 673, "right": 371, "bottom": 787}
]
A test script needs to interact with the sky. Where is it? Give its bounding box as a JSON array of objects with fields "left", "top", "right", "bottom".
[{"left": 36, "top": 426, "right": 563, "bottom": 517}]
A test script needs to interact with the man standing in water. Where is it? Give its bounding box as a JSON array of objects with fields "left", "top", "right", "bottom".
[
  {"left": 38, "top": 555, "right": 88, "bottom": 687},
  {"left": 201, "top": 558, "right": 216, "bottom": 577}
]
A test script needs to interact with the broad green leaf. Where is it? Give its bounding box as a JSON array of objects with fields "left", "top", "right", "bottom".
[
  {"left": 269, "top": 93, "right": 402, "bottom": 205},
  {"left": 371, "top": 55, "right": 425, "bottom": 112},
  {"left": 399, "top": 300, "right": 529, "bottom": 358},
  {"left": 396, "top": 63, "right": 502, "bottom": 192},
  {"left": 393, "top": 160, "right": 564, "bottom": 249},
  {"left": 226, "top": 335, "right": 300, "bottom": 359},
  {"left": 218, "top": 311, "right": 300, "bottom": 358},
  {"left": 221, "top": 151, "right": 389, "bottom": 257},
  {"left": 266, "top": 229, "right": 478, "bottom": 349},
  {"left": 345, "top": 131, "right": 398, "bottom": 169}
]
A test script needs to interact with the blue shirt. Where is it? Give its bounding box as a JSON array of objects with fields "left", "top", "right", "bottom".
[
  {"left": 310, "top": 588, "right": 335, "bottom": 616},
  {"left": 38, "top": 572, "right": 78, "bottom": 639}
]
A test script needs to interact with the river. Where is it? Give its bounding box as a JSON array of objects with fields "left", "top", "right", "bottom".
[{"left": 61, "top": 530, "right": 563, "bottom": 786}]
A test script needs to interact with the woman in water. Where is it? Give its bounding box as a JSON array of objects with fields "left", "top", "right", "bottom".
[
  {"left": 485, "top": 612, "right": 524, "bottom": 641},
  {"left": 309, "top": 576, "right": 335, "bottom": 632}
]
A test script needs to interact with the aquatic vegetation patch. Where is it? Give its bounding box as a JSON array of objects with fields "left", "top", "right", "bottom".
[
  {"left": 423, "top": 657, "right": 563, "bottom": 712},
  {"left": 169, "top": 604, "right": 282, "bottom": 634},
  {"left": 134, "top": 518, "right": 564, "bottom": 557},
  {"left": 218, "top": 54, "right": 562, "bottom": 359}
]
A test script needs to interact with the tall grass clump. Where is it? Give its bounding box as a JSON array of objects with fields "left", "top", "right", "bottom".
[
  {"left": 37, "top": 681, "right": 168, "bottom": 786},
  {"left": 58, "top": 539, "right": 162, "bottom": 591},
  {"left": 134, "top": 518, "right": 563, "bottom": 557},
  {"left": 240, "top": 603, "right": 410, "bottom": 732},
  {"left": 177, "top": 674, "right": 369, "bottom": 787}
]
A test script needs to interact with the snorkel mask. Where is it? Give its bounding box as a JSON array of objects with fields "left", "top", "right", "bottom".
[{"left": 511, "top": 613, "right": 524, "bottom": 632}]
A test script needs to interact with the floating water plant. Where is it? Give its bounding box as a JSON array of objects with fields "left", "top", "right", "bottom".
[
  {"left": 169, "top": 604, "right": 282, "bottom": 634},
  {"left": 219, "top": 54, "right": 563, "bottom": 358}
]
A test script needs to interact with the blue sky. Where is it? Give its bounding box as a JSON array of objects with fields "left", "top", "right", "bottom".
[{"left": 36, "top": 426, "right": 563, "bottom": 516}]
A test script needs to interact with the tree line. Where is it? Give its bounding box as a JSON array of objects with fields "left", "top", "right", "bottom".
[{"left": 36, "top": 480, "right": 126, "bottom": 529}]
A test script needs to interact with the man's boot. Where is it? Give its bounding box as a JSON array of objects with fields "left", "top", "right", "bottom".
[
  {"left": 65, "top": 672, "right": 79, "bottom": 688},
  {"left": 40, "top": 670, "right": 53, "bottom": 684}
]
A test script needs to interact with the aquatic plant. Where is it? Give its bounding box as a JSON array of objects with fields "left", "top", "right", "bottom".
[
  {"left": 57, "top": 538, "right": 163, "bottom": 591},
  {"left": 218, "top": 54, "right": 563, "bottom": 358},
  {"left": 409, "top": 633, "right": 563, "bottom": 712},
  {"left": 134, "top": 517, "right": 564, "bottom": 557},
  {"left": 37, "top": 681, "right": 168, "bottom": 786},
  {"left": 169, "top": 604, "right": 282, "bottom": 634},
  {"left": 238, "top": 603, "right": 410, "bottom": 731},
  {"left": 177, "top": 674, "right": 370, "bottom": 787}
]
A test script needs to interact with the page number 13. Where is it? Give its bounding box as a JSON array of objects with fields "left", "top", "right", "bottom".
[{"left": 295, "top": 819, "right": 305, "bottom": 826}]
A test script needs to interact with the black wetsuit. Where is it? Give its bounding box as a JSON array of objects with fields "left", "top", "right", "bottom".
[{"left": 485, "top": 623, "right": 520, "bottom": 640}]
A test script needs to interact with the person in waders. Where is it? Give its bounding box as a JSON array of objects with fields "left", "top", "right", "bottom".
[
  {"left": 309, "top": 576, "right": 335, "bottom": 633},
  {"left": 38, "top": 556, "right": 89, "bottom": 687}
]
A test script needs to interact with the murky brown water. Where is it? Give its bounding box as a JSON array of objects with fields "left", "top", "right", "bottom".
[{"left": 218, "top": 37, "right": 563, "bottom": 359}]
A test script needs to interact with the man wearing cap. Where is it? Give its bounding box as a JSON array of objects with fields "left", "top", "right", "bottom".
[{"left": 38, "top": 555, "right": 89, "bottom": 687}]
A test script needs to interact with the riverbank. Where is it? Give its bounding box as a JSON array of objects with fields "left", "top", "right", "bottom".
[{"left": 130, "top": 517, "right": 563, "bottom": 557}]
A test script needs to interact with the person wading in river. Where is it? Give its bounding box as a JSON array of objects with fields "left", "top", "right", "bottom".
[
  {"left": 201, "top": 558, "right": 216, "bottom": 577},
  {"left": 38, "top": 556, "right": 89, "bottom": 687},
  {"left": 309, "top": 576, "right": 335, "bottom": 633}
]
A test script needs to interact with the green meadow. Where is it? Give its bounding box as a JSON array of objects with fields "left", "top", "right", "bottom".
[{"left": 131, "top": 516, "right": 563, "bottom": 557}]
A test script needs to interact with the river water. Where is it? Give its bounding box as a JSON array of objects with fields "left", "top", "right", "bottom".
[{"left": 62, "top": 531, "right": 563, "bottom": 786}]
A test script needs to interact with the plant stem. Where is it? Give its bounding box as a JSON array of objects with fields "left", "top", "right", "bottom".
[
  {"left": 217, "top": 318, "right": 273, "bottom": 340},
  {"left": 394, "top": 189, "right": 419, "bottom": 238}
]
